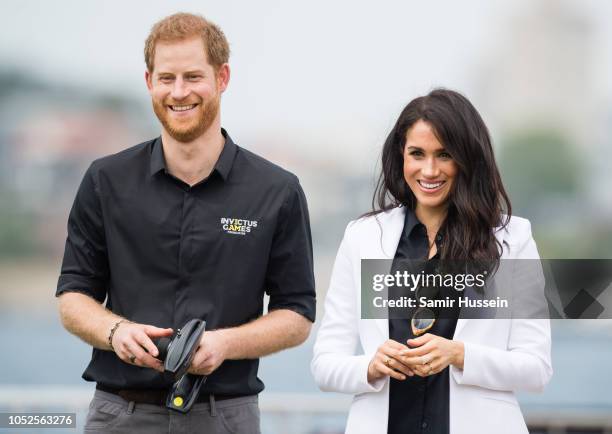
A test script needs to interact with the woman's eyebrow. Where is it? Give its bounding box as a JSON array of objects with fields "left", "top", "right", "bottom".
[{"left": 406, "top": 145, "right": 447, "bottom": 152}]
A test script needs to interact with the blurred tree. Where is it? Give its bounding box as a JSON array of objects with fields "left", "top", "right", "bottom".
[
  {"left": 497, "top": 128, "right": 588, "bottom": 258},
  {"left": 0, "top": 191, "right": 37, "bottom": 258},
  {"left": 498, "top": 128, "right": 579, "bottom": 214},
  {"left": 0, "top": 69, "right": 46, "bottom": 99}
]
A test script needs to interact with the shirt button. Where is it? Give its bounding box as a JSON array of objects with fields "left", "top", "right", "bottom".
[{"left": 422, "top": 421, "right": 428, "bottom": 429}]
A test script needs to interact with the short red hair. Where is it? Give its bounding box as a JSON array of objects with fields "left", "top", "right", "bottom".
[{"left": 144, "top": 12, "right": 230, "bottom": 72}]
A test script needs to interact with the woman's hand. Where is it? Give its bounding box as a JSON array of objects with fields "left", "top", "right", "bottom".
[
  {"left": 400, "top": 333, "right": 464, "bottom": 377},
  {"left": 367, "top": 339, "right": 415, "bottom": 383}
]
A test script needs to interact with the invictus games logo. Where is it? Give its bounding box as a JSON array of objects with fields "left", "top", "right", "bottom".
[{"left": 220, "top": 217, "right": 258, "bottom": 236}]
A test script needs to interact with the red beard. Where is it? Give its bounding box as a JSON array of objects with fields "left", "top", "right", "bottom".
[{"left": 152, "top": 93, "right": 220, "bottom": 143}]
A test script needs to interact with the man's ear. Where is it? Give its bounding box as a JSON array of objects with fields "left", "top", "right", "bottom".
[
  {"left": 145, "top": 70, "right": 153, "bottom": 94},
  {"left": 216, "top": 63, "right": 230, "bottom": 93}
]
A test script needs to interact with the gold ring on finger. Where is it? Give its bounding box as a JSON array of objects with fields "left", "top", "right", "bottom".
[
  {"left": 129, "top": 355, "right": 136, "bottom": 364},
  {"left": 385, "top": 357, "right": 391, "bottom": 367}
]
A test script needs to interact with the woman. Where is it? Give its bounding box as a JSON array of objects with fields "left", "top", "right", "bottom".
[{"left": 311, "top": 89, "right": 552, "bottom": 434}]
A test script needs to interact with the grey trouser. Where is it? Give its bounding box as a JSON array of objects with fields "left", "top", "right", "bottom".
[{"left": 84, "top": 389, "right": 261, "bottom": 434}]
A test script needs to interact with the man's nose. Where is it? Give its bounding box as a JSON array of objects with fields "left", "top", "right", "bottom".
[{"left": 170, "top": 78, "right": 189, "bottom": 100}]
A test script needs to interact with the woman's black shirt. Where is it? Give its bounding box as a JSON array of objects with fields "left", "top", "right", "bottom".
[{"left": 387, "top": 209, "right": 460, "bottom": 434}]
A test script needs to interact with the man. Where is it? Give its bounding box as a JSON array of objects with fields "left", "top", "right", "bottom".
[{"left": 57, "top": 12, "right": 315, "bottom": 433}]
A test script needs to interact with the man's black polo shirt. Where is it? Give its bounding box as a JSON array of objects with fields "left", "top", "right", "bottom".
[{"left": 56, "top": 130, "right": 316, "bottom": 395}]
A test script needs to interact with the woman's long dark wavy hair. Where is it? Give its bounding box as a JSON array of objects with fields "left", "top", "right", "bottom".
[{"left": 367, "top": 88, "right": 511, "bottom": 267}]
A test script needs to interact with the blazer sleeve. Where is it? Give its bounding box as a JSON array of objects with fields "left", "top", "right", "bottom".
[
  {"left": 311, "top": 223, "right": 386, "bottom": 394},
  {"left": 451, "top": 219, "right": 553, "bottom": 393}
]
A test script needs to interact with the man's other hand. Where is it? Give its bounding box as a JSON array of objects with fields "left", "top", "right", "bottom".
[{"left": 188, "top": 330, "right": 229, "bottom": 376}]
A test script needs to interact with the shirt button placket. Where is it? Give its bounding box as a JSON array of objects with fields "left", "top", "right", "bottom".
[
  {"left": 183, "top": 189, "right": 195, "bottom": 276},
  {"left": 176, "top": 189, "right": 193, "bottom": 324}
]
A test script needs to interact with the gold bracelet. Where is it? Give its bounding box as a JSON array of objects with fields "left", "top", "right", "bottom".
[{"left": 108, "top": 319, "right": 127, "bottom": 351}]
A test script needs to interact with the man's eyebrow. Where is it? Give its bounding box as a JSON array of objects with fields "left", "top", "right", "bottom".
[{"left": 156, "top": 69, "right": 206, "bottom": 76}]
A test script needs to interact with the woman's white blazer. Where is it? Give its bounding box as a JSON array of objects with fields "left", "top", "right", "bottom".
[{"left": 311, "top": 207, "right": 553, "bottom": 434}]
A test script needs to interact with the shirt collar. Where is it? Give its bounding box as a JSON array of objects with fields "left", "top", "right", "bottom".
[
  {"left": 149, "top": 128, "right": 238, "bottom": 181},
  {"left": 403, "top": 207, "right": 423, "bottom": 237},
  {"left": 404, "top": 207, "right": 445, "bottom": 246},
  {"left": 214, "top": 129, "right": 237, "bottom": 181},
  {"left": 149, "top": 136, "right": 165, "bottom": 176}
]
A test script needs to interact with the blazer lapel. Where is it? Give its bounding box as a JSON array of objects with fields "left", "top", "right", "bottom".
[
  {"left": 454, "top": 286, "right": 481, "bottom": 337},
  {"left": 372, "top": 207, "right": 406, "bottom": 337},
  {"left": 455, "top": 221, "right": 508, "bottom": 338},
  {"left": 380, "top": 207, "right": 407, "bottom": 260},
  {"left": 454, "top": 318, "right": 467, "bottom": 337}
]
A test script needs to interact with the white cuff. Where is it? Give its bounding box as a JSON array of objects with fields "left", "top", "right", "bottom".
[{"left": 357, "top": 354, "right": 387, "bottom": 393}]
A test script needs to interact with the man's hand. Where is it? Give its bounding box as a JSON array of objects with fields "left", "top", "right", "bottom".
[
  {"left": 187, "top": 310, "right": 311, "bottom": 376},
  {"left": 399, "top": 333, "right": 464, "bottom": 377},
  {"left": 189, "top": 330, "right": 229, "bottom": 376},
  {"left": 111, "top": 322, "right": 174, "bottom": 372}
]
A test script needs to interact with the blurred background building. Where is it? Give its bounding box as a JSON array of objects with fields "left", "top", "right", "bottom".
[{"left": 1, "top": 0, "right": 611, "bottom": 433}]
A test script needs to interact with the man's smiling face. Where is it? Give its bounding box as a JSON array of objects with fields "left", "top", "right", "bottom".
[{"left": 146, "top": 36, "right": 227, "bottom": 143}]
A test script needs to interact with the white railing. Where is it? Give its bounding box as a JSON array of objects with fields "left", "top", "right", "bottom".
[{"left": 1, "top": 386, "right": 611, "bottom": 434}]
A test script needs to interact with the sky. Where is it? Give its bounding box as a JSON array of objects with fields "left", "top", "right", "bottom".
[{"left": 1, "top": 0, "right": 611, "bottom": 168}]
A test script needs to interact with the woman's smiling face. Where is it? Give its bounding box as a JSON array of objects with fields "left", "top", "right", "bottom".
[{"left": 403, "top": 119, "right": 458, "bottom": 213}]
